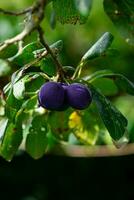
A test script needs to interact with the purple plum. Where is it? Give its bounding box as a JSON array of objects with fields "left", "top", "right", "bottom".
[
  {"left": 38, "top": 82, "right": 65, "bottom": 110},
  {"left": 66, "top": 83, "right": 92, "bottom": 110}
]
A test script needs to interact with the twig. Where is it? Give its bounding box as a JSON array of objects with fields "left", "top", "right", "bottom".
[
  {"left": 0, "top": 7, "right": 32, "bottom": 16},
  {"left": 23, "top": 49, "right": 49, "bottom": 69},
  {"left": 72, "top": 62, "right": 84, "bottom": 80},
  {"left": 0, "top": 0, "right": 48, "bottom": 52},
  {"left": 37, "top": 26, "right": 64, "bottom": 80}
]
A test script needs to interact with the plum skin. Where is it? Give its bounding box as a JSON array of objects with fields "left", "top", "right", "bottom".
[
  {"left": 56, "top": 83, "right": 69, "bottom": 111},
  {"left": 38, "top": 82, "right": 65, "bottom": 110},
  {"left": 38, "top": 81, "right": 92, "bottom": 111},
  {"left": 66, "top": 83, "right": 92, "bottom": 110}
]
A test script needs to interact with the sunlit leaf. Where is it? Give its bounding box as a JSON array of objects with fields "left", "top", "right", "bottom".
[
  {"left": 69, "top": 108, "right": 99, "bottom": 145},
  {"left": 33, "top": 40, "right": 63, "bottom": 56},
  {"left": 9, "top": 42, "right": 43, "bottom": 66},
  {"left": 81, "top": 32, "right": 114, "bottom": 62},
  {"left": 0, "top": 117, "right": 8, "bottom": 139},
  {"left": 13, "top": 79, "right": 25, "bottom": 100},
  {"left": 0, "top": 59, "right": 11, "bottom": 77}
]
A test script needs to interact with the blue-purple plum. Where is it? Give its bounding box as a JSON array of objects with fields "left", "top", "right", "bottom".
[
  {"left": 66, "top": 83, "right": 92, "bottom": 110},
  {"left": 56, "top": 83, "right": 69, "bottom": 111},
  {"left": 38, "top": 82, "right": 65, "bottom": 110}
]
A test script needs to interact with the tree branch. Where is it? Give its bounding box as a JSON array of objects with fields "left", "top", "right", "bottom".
[
  {"left": 37, "top": 26, "right": 65, "bottom": 80},
  {"left": 0, "top": 0, "right": 48, "bottom": 52},
  {"left": 0, "top": 7, "right": 32, "bottom": 16}
]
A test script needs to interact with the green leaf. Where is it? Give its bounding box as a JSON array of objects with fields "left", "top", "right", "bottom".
[
  {"left": 10, "top": 69, "right": 24, "bottom": 86},
  {"left": 6, "top": 88, "right": 23, "bottom": 110},
  {"left": 48, "top": 110, "right": 72, "bottom": 140},
  {"left": 75, "top": 0, "right": 92, "bottom": 18},
  {"left": 25, "top": 75, "right": 45, "bottom": 93},
  {"left": 104, "top": 0, "right": 134, "bottom": 45},
  {"left": 90, "top": 85, "right": 128, "bottom": 140},
  {"left": 53, "top": 0, "right": 92, "bottom": 24},
  {"left": 0, "top": 117, "right": 8, "bottom": 139},
  {"left": 50, "top": 10, "right": 57, "bottom": 29},
  {"left": 13, "top": 79, "right": 25, "bottom": 100},
  {"left": 49, "top": 40, "right": 63, "bottom": 52},
  {"left": 9, "top": 42, "right": 43, "bottom": 66},
  {"left": 63, "top": 66, "right": 75, "bottom": 77},
  {"left": 5, "top": 89, "right": 23, "bottom": 122},
  {"left": 33, "top": 40, "right": 63, "bottom": 56},
  {"left": 81, "top": 32, "right": 114, "bottom": 62},
  {"left": 83, "top": 69, "right": 113, "bottom": 82},
  {"left": 84, "top": 71, "right": 134, "bottom": 96},
  {"left": 0, "top": 97, "right": 5, "bottom": 116},
  {"left": 0, "top": 122, "right": 23, "bottom": 161},
  {"left": 0, "top": 44, "right": 17, "bottom": 59},
  {"left": 106, "top": 74, "right": 134, "bottom": 95},
  {"left": 68, "top": 106, "right": 100, "bottom": 145},
  {"left": 0, "top": 59, "right": 11, "bottom": 77},
  {"left": 22, "top": 95, "right": 37, "bottom": 111},
  {"left": 92, "top": 78, "right": 118, "bottom": 96},
  {"left": 112, "top": 130, "right": 129, "bottom": 148},
  {"left": 40, "top": 56, "right": 57, "bottom": 76},
  {"left": 26, "top": 115, "right": 48, "bottom": 159}
]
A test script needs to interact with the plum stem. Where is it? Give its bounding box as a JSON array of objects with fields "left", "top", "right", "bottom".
[
  {"left": 72, "top": 62, "right": 84, "bottom": 80},
  {"left": 37, "top": 26, "right": 65, "bottom": 80}
]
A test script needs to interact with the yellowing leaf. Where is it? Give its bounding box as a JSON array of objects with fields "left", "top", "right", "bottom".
[
  {"left": 69, "top": 111, "right": 99, "bottom": 145},
  {"left": 69, "top": 111, "right": 82, "bottom": 128}
]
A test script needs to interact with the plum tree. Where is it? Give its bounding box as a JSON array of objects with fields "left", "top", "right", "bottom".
[{"left": 0, "top": 0, "right": 134, "bottom": 161}]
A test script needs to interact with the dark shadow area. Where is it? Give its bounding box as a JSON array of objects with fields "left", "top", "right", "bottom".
[{"left": 0, "top": 153, "right": 134, "bottom": 200}]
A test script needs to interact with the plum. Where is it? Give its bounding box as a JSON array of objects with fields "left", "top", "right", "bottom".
[
  {"left": 38, "top": 82, "right": 65, "bottom": 110},
  {"left": 56, "top": 83, "right": 69, "bottom": 111},
  {"left": 38, "top": 81, "right": 92, "bottom": 111},
  {"left": 66, "top": 83, "right": 92, "bottom": 110}
]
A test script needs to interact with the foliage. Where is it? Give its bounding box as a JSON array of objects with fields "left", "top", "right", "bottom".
[{"left": 0, "top": 0, "right": 134, "bottom": 161}]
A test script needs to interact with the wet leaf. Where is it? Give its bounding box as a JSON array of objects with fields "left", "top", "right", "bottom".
[
  {"left": 0, "top": 122, "right": 23, "bottom": 161},
  {"left": 26, "top": 115, "right": 48, "bottom": 159},
  {"left": 81, "top": 32, "right": 114, "bottom": 62},
  {"left": 90, "top": 85, "right": 128, "bottom": 140}
]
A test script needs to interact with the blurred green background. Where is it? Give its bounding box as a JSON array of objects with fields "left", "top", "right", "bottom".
[{"left": 0, "top": 1, "right": 134, "bottom": 199}]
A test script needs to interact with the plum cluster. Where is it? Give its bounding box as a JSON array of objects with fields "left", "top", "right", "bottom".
[{"left": 38, "top": 82, "right": 92, "bottom": 111}]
